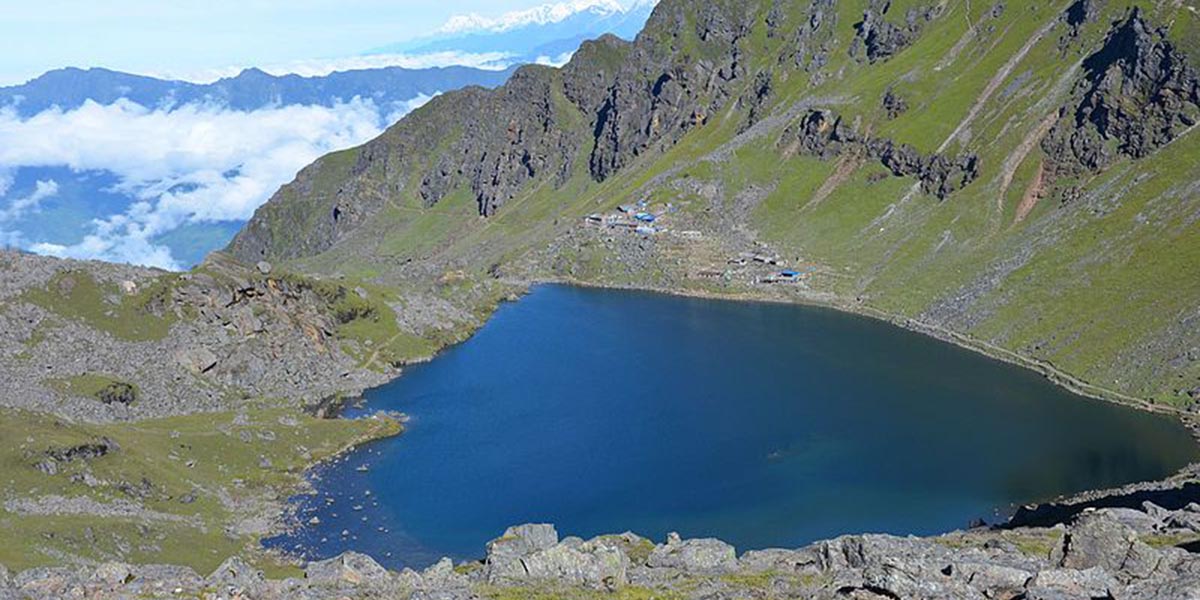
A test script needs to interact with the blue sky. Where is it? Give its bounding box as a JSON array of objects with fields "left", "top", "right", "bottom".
[{"left": 0, "top": 0, "right": 589, "bottom": 84}]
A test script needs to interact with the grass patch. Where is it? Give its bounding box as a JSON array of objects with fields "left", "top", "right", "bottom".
[
  {"left": 0, "top": 407, "right": 400, "bottom": 574},
  {"left": 45, "top": 373, "right": 138, "bottom": 406},
  {"left": 22, "top": 270, "right": 177, "bottom": 342},
  {"left": 1142, "top": 532, "right": 1200, "bottom": 549}
]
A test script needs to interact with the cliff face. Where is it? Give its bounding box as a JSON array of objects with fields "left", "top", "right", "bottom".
[
  {"left": 228, "top": 0, "right": 1200, "bottom": 406},
  {"left": 1044, "top": 8, "right": 1200, "bottom": 177},
  {"left": 228, "top": 0, "right": 775, "bottom": 261}
]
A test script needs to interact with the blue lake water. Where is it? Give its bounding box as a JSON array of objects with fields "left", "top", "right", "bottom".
[{"left": 265, "top": 284, "right": 1200, "bottom": 569}]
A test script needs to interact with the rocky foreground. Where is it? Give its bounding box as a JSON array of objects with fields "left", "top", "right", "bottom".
[{"left": 7, "top": 501, "right": 1200, "bottom": 599}]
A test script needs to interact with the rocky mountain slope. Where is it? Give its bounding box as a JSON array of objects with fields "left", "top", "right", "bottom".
[
  {"left": 230, "top": 0, "right": 1200, "bottom": 409},
  {"left": 0, "top": 250, "right": 499, "bottom": 421},
  {"left": 4, "top": 0, "right": 1200, "bottom": 595}
]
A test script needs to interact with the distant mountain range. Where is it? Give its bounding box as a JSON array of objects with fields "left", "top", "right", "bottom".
[
  {"left": 370, "top": 0, "right": 656, "bottom": 64},
  {"left": 0, "top": 64, "right": 517, "bottom": 117},
  {"left": 0, "top": 0, "right": 658, "bottom": 270}
]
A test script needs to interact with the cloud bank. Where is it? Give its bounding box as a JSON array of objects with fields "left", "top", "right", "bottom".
[
  {"left": 439, "top": 0, "right": 626, "bottom": 34},
  {"left": 0, "top": 94, "right": 435, "bottom": 269}
]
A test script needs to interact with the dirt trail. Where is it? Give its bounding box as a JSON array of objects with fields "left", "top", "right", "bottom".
[
  {"left": 1014, "top": 159, "right": 1047, "bottom": 224},
  {"left": 997, "top": 113, "right": 1058, "bottom": 209},
  {"left": 804, "top": 154, "right": 866, "bottom": 211}
]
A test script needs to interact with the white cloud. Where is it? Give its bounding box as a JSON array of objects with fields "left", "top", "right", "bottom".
[
  {"left": 0, "top": 95, "right": 432, "bottom": 269},
  {"left": 384, "top": 92, "right": 438, "bottom": 125},
  {"left": 0, "top": 179, "right": 58, "bottom": 248},
  {"left": 535, "top": 52, "right": 576, "bottom": 68},
  {"left": 438, "top": 0, "right": 625, "bottom": 34},
  {"left": 144, "top": 52, "right": 513, "bottom": 84},
  {"left": 0, "top": 179, "right": 58, "bottom": 222}
]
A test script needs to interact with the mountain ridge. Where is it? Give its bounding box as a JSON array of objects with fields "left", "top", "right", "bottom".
[
  {"left": 230, "top": 0, "right": 1200, "bottom": 407},
  {"left": 0, "top": 64, "right": 518, "bottom": 117}
]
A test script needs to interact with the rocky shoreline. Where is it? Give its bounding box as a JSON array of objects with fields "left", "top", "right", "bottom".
[{"left": 8, "top": 500, "right": 1200, "bottom": 600}]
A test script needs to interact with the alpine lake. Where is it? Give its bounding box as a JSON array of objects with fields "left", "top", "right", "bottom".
[{"left": 265, "top": 285, "right": 1200, "bottom": 569}]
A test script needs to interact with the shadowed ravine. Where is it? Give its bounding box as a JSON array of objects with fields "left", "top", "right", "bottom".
[{"left": 265, "top": 285, "right": 1200, "bottom": 569}]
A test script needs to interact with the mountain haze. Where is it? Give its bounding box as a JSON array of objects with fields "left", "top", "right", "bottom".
[
  {"left": 370, "top": 0, "right": 658, "bottom": 64},
  {"left": 0, "top": 65, "right": 516, "bottom": 118}
]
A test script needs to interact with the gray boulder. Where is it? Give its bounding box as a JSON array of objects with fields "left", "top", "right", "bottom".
[
  {"left": 206, "top": 556, "right": 264, "bottom": 591},
  {"left": 647, "top": 535, "right": 737, "bottom": 574},
  {"left": 487, "top": 523, "right": 560, "bottom": 559},
  {"left": 90, "top": 562, "right": 132, "bottom": 587},
  {"left": 13, "top": 567, "right": 77, "bottom": 598},
  {"left": 485, "top": 523, "right": 560, "bottom": 581},
  {"left": 131, "top": 564, "right": 202, "bottom": 590},
  {"left": 1026, "top": 567, "right": 1117, "bottom": 600},
  {"left": 1167, "top": 509, "right": 1200, "bottom": 533},
  {"left": 421, "top": 558, "right": 468, "bottom": 590},
  {"left": 0, "top": 564, "right": 7, "bottom": 586},
  {"left": 394, "top": 567, "right": 424, "bottom": 590},
  {"left": 952, "top": 562, "right": 1034, "bottom": 597},
  {"left": 305, "top": 552, "right": 389, "bottom": 586},
  {"left": 739, "top": 548, "right": 813, "bottom": 573},
  {"left": 175, "top": 346, "right": 218, "bottom": 374},
  {"left": 1062, "top": 510, "right": 1161, "bottom": 580},
  {"left": 519, "top": 538, "right": 629, "bottom": 590}
]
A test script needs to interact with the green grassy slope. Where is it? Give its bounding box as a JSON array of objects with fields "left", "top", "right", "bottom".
[{"left": 230, "top": 0, "right": 1200, "bottom": 407}]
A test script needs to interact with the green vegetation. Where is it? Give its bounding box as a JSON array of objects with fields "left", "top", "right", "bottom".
[
  {"left": 275, "top": 272, "right": 438, "bottom": 369},
  {"left": 0, "top": 407, "right": 400, "bottom": 573},
  {"left": 227, "top": 0, "right": 1199, "bottom": 421},
  {"left": 1142, "top": 532, "right": 1200, "bottom": 550},
  {"left": 22, "top": 270, "right": 177, "bottom": 342},
  {"left": 45, "top": 373, "right": 138, "bottom": 405}
]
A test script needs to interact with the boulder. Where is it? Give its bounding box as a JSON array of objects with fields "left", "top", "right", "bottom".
[
  {"left": 206, "top": 557, "right": 263, "bottom": 591},
  {"left": 175, "top": 347, "right": 218, "bottom": 374},
  {"left": 14, "top": 567, "right": 75, "bottom": 598},
  {"left": 1062, "top": 510, "right": 1160, "bottom": 580},
  {"left": 739, "top": 548, "right": 814, "bottom": 573},
  {"left": 421, "top": 558, "right": 467, "bottom": 589},
  {"left": 1026, "top": 567, "right": 1117, "bottom": 600},
  {"left": 394, "top": 567, "right": 423, "bottom": 590},
  {"left": 487, "top": 524, "right": 559, "bottom": 560},
  {"left": 256, "top": 261, "right": 273, "bottom": 275},
  {"left": 485, "top": 523, "right": 560, "bottom": 580},
  {"left": 0, "top": 563, "right": 7, "bottom": 586},
  {"left": 647, "top": 536, "right": 737, "bottom": 574},
  {"left": 1104, "top": 507, "right": 1162, "bottom": 533},
  {"left": 1167, "top": 509, "right": 1200, "bottom": 533},
  {"left": 953, "top": 562, "right": 1034, "bottom": 597},
  {"left": 131, "top": 565, "right": 202, "bottom": 590},
  {"left": 91, "top": 562, "right": 132, "bottom": 587},
  {"left": 305, "top": 552, "right": 389, "bottom": 586},
  {"left": 505, "top": 542, "right": 628, "bottom": 590}
]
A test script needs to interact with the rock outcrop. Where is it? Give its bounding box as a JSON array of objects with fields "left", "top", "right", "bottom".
[
  {"left": 0, "top": 251, "right": 390, "bottom": 421},
  {"left": 1044, "top": 8, "right": 1200, "bottom": 178},
  {"left": 9, "top": 504, "right": 1200, "bottom": 599},
  {"left": 227, "top": 0, "right": 829, "bottom": 263},
  {"left": 851, "top": 0, "right": 939, "bottom": 63},
  {"left": 778, "top": 108, "right": 981, "bottom": 199}
]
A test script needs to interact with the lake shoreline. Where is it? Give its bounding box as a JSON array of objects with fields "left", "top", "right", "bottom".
[{"left": 270, "top": 280, "right": 1200, "bottom": 569}]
